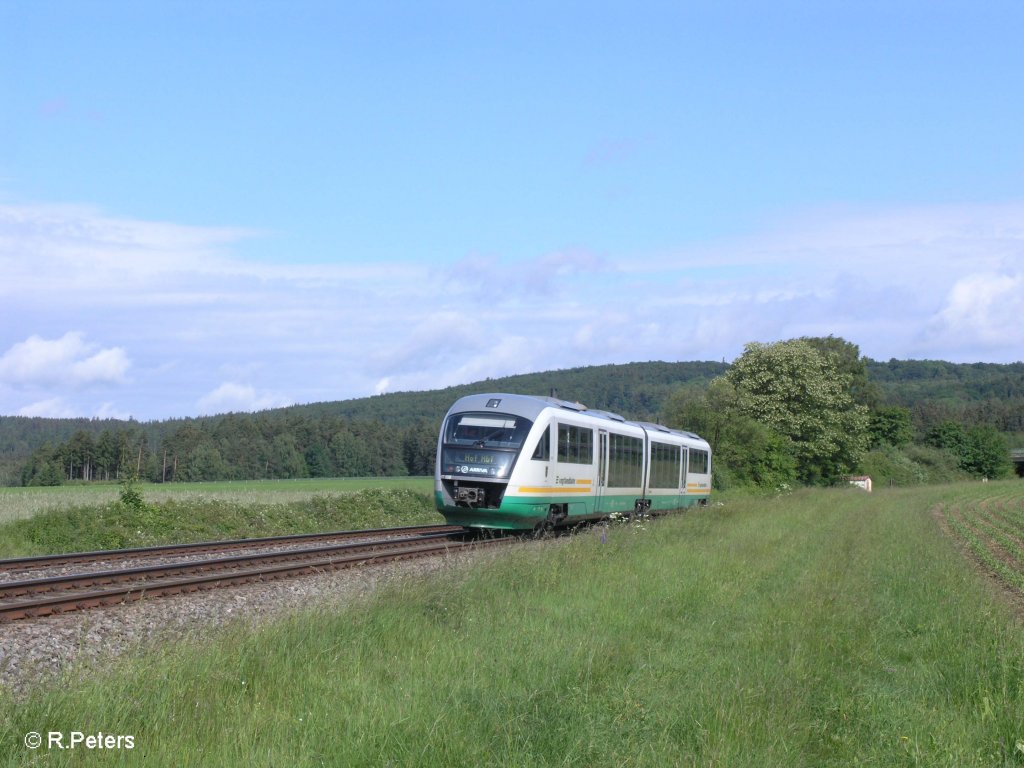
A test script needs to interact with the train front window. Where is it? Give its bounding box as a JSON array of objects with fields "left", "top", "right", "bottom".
[
  {"left": 441, "top": 412, "right": 534, "bottom": 480},
  {"left": 444, "top": 413, "right": 533, "bottom": 449}
]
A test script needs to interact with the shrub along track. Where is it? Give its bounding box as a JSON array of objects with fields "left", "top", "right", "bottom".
[{"left": 0, "top": 525, "right": 511, "bottom": 622}]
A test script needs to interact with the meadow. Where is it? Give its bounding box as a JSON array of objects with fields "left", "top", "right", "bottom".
[
  {"left": 2, "top": 481, "right": 1024, "bottom": 765},
  {"left": 0, "top": 477, "right": 434, "bottom": 525}
]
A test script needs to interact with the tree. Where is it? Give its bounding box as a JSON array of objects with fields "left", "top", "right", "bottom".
[
  {"left": 20, "top": 443, "right": 64, "bottom": 486},
  {"left": 182, "top": 443, "right": 228, "bottom": 481},
  {"left": 304, "top": 443, "right": 333, "bottom": 478},
  {"left": 66, "top": 431, "right": 97, "bottom": 481},
  {"left": 268, "top": 434, "right": 308, "bottom": 478},
  {"left": 402, "top": 421, "right": 438, "bottom": 476},
  {"left": 663, "top": 377, "right": 798, "bottom": 490},
  {"left": 800, "top": 335, "right": 881, "bottom": 408},
  {"left": 924, "top": 421, "right": 968, "bottom": 454},
  {"left": 926, "top": 421, "right": 1011, "bottom": 479},
  {"left": 868, "top": 406, "right": 913, "bottom": 448},
  {"left": 330, "top": 429, "right": 374, "bottom": 476},
  {"left": 725, "top": 339, "right": 869, "bottom": 485},
  {"left": 961, "top": 425, "right": 1012, "bottom": 479}
]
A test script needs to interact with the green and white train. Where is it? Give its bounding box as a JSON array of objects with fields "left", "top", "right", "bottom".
[{"left": 434, "top": 393, "right": 711, "bottom": 531}]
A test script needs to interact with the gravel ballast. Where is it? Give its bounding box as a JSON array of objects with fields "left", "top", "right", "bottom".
[{"left": 0, "top": 544, "right": 504, "bottom": 699}]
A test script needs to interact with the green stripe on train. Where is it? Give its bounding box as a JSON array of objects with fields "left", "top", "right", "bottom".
[{"left": 435, "top": 490, "right": 709, "bottom": 529}]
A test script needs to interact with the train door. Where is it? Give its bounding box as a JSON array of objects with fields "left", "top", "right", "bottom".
[{"left": 595, "top": 429, "right": 609, "bottom": 515}]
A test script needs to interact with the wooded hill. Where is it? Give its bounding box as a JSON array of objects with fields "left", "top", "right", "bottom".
[
  {"left": 2, "top": 361, "right": 727, "bottom": 485},
  {"left": 3, "top": 358, "right": 1023, "bottom": 486}
]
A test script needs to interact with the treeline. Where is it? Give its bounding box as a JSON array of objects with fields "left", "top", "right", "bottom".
[
  {"left": 3, "top": 361, "right": 729, "bottom": 486},
  {"left": 868, "top": 360, "right": 1024, "bottom": 435},
  {"left": 281, "top": 360, "right": 730, "bottom": 426},
  {"left": 6, "top": 354, "right": 1024, "bottom": 487},
  {"left": 20, "top": 413, "right": 438, "bottom": 486},
  {"left": 0, "top": 416, "right": 162, "bottom": 487},
  {"left": 867, "top": 359, "right": 1024, "bottom": 405}
]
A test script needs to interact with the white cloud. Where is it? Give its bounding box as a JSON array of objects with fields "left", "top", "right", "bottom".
[
  {"left": 0, "top": 201, "right": 429, "bottom": 310},
  {"left": 15, "top": 398, "right": 133, "bottom": 420},
  {"left": 71, "top": 346, "right": 131, "bottom": 384},
  {"left": 522, "top": 248, "right": 614, "bottom": 293},
  {"left": 630, "top": 202, "right": 1024, "bottom": 361},
  {"left": 196, "top": 382, "right": 292, "bottom": 415},
  {"left": 368, "top": 334, "right": 539, "bottom": 397},
  {"left": 0, "top": 332, "right": 130, "bottom": 387},
  {"left": 0, "top": 202, "right": 256, "bottom": 304},
  {"left": 928, "top": 271, "right": 1024, "bottom": 353},
  {"left": 17, "top": 397, "right": 76, "bottom": 418},
  {"left": 94, "top": 402, "right": 133, "bottom": 421},
  {"left": 2, "top": 197, "right": 1023, "bottom": 419}
]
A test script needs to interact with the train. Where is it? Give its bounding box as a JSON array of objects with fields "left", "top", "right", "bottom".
[{"left": 434, "top": 393, "right": 712, "bottom": 531}]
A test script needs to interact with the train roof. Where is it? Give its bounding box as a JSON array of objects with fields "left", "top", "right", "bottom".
[
  {"left": 635, "top": 421, "right": 706, "bottom": 442},
  {"left": 445, "top": 393, "right": 583, "bottom": 421},
  {"left": 445, "top": 393, "right": 709, "bottom": 448}
]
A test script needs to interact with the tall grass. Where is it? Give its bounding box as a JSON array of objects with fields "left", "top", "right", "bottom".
[
  {"left": 0, "top": 487, "right": 442, "bottom": 559},
  {"left": 3, "top": 483, "right": 1024, "bottom": 766}
]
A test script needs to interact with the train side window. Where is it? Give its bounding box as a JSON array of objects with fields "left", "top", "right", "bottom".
[
  {"left": 557, "top": 424, "right": 593, "bottom": 464},
  {"left": 608, "top": 433, "right": 643, "bottom": 486},
  {"left": 531, "top": 428, "right": 551, "bottom": 460},
  {"left": 650, "top": 442, "right": 681, "bottom": 488},
  {"left": 690, "top": 449, "right": 709, "bottom": 474}
]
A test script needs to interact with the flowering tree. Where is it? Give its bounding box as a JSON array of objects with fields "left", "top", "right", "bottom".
[{"left": 725, "top": 339, "right": 869, "bottom": 485}]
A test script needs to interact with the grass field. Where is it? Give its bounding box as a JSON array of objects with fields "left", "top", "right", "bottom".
[
  {"left": 2, "top": 482, "right": 1024, "bottom": 766},
  {"left": 0, "top": 477, "right": 434, "bottom": 525}
]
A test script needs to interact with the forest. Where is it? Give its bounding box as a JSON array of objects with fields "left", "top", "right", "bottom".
[{"left": 3, "top": 347, "right": 1023, "bottom": 489}]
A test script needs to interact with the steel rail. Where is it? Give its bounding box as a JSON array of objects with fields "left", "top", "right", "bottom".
[
  {"left": 0, "top": 532, "right": 463, "bottom": 600},
  {"left": 0, "top": 524, "right": 464, "bottom": 573},
  {"left": 0, "top": 535, "right": 514, "bottom": 622}
]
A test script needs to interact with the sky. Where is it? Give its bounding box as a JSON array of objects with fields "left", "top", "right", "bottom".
[{"left": 1, "top": 1, "right": 1023, "bottom": 421}]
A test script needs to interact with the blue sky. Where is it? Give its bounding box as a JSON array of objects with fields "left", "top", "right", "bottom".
[{"left": 2, "top": 2, "right": 1023, "bottom": 420}]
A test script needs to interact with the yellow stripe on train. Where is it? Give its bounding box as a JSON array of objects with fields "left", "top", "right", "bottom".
[{"left": 518, "top": 486, "right": 593, "bottom": 494}]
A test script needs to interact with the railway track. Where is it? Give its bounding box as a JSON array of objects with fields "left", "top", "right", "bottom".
[
  {"left": 0, "top": 523, "right": 463, "bottom": 574},
  {"left": 0, "top": 526, "right": 514, "bottom": 622}
]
